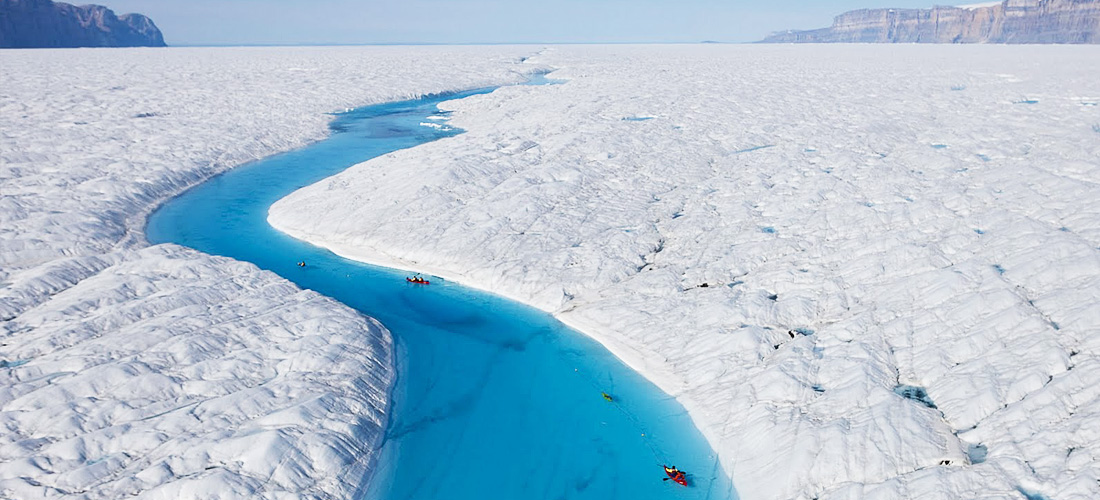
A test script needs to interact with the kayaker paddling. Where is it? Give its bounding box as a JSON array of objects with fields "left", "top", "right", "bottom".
[{"left": 663, "top": 465, "right": 687, "bottom": 486}]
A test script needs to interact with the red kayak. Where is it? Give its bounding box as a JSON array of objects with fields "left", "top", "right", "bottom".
[
  {"left": 664, "top": 465, "right": 687, "bottom": 486},
  {"left": 406, "top": 277, "right": 430, "bottom": 284}
]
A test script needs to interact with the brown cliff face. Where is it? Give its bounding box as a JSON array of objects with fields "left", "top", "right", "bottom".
[
  {"left": 0, "top": 0, "right": 166, "bottom": 48},
  {"left": 762, "top": 0, "right": 1100, "bottom": 43}
]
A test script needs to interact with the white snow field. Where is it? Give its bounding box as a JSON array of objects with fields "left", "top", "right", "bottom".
[
  {"left": 271, "top": 44, "right": 1100, "bottom": 500},
  {"left": 0, "top": 46, "right": 540, "bottom": 499}
]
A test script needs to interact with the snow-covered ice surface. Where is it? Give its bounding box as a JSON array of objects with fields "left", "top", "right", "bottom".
[
  {"left": 1, "top": 46, "right": 539, "bottom": 498},
  {"left": 1, "top": 246, "right": 393, "bottom": 499},
  {"left": 271, "top": 45, "right": 1100, "bottom": 500}
]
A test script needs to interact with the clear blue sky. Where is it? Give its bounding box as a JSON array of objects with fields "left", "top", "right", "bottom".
[{"left": 101, "top": 0, "right": 956, "bottom": 46}]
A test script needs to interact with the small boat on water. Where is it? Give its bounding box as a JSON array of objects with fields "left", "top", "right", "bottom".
[
  {"left": 406, "top": 276, "right": 430, "bottom": 284},
  {"left": 663, "top": 465, "right": 687, "bottom": 486}
]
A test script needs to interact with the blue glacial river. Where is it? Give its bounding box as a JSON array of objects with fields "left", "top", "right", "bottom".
[{"left": 146, "top": 77, "right": 736, "bottom": 500}]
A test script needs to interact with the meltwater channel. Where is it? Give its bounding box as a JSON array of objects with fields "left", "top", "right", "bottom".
[{"left": 147, "top": 76, "right": 736, "bottom": 500}]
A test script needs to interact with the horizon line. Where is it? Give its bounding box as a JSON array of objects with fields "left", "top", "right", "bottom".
[{"left": 165, "top": 40, "right": 744, "bottom": 48}]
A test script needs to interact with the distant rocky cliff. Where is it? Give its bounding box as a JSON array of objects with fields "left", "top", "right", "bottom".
[
  {"left": 762, "top": 0, "right": 1100, "bottom": 44},
  {"left": 0, "top": 0, "right": 166, "bottom": 48}
]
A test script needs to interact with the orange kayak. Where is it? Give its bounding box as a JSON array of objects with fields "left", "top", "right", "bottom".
[
  {"left": 406, "top": 277, "right": 430, "bottom": 284},
  {"left": 664, "top": 466, "right": 687, "bottom": 486}
]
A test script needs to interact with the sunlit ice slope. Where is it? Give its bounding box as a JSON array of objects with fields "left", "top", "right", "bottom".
[
  {"left": 0, "top": 45, "right": 541, "bottom": 499},
  {"left": 271, "top": 44, "right": 1100, "bottom": 500}
]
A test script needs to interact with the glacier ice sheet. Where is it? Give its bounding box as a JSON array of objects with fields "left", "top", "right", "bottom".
[
  {"left": 270, "top": 44, "right": 1100, "bottom": 500},
  {"left": 1, "top": 45, "right": 540, "bottom": 499}
]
